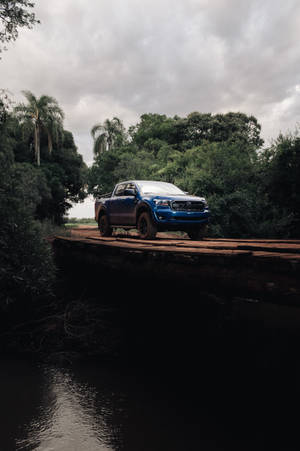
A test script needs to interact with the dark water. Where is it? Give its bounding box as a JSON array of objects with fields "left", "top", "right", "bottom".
[
  {"left": 1, "top": 359, "right": 223, "bottom": 451},
  {"left": 2, "top": 261, "right": 300, "bottom": 450},
  {"left": 1, "top": 335, "right": 300, "bottom": 451}
]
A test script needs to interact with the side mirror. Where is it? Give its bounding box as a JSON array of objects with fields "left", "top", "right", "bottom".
[{"left": 124, "top": 188, "right": 136, "bottom": 196}]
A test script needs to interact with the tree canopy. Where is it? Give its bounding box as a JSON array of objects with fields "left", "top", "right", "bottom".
[
  {"left": 91, "top": 117, "right": 126, "bottom": 155},
  {"left": 0, "top": 89, "right": 87, "bottom": 316},
  {"left": 88, "top": 111, "right": 300, "bottom": 238},
  {"left": 0, "top": 104, "right": 54, "bottom": 308},
  {"left": 14, "top": 91, "right": 65, "bottom": 166},
  {"left": 3, "top": 91, "right": 87, "bottom": 224},
  {"left": 0, "top": 0, "right": 39, "bottom": 55}
]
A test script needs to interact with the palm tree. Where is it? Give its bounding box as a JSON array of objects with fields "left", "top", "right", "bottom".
[
  {"left": 15, "top": 91, "right": 64, "bottom": 166},
  {"left": 91, "top": 117, "right": 125, "bottom": 155}
]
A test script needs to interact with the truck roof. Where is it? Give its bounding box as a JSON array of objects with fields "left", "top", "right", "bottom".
[{"left": 116, "top": 180, "right": 173, "bottom": 185}]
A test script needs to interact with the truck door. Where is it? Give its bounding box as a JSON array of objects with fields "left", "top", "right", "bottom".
[
  {"left": 122, "top": 183, "right": 138, "bottom": 225},
  {"left": 109, "top": 183, "right": 137, "bottom": 225},
  {"left": 109, "top": 183, "right": 126, "bottom": 225}
]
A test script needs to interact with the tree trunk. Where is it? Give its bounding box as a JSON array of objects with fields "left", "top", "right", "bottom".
[
  {"left": 34, "top": 123, "right": 40, "bottom": 166},
  {"left": 47, "top": 130, "right": 53, "bottom": 154}
]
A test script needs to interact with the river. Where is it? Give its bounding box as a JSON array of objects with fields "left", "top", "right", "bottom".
[
  {"left": 1, "top": 358, "right": 230, "bottom": 451},
  {"left": 2, "top": 326, "right": 300, "bottom": 451},
  {"left": 2, "top": 263, "right": 300, "bottom": 450}
]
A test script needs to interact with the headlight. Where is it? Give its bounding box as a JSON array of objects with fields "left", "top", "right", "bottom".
[
  {"left": 153, "top": 199, "right": 170, "bottom": 207},
  {"left": 199, "top": 197, "right": 208, "bottom": 208}
]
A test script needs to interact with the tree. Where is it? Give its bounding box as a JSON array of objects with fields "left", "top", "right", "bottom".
[
  {"left": 129, "top": 112, "right": 264, "bottom": 152},
  {"left": 14, "top": 91, "right": 64, "bottom": 166},
  {"left": 184, "top": 112, "right": 264, "bottom": 148},
  {"left": 0, "top": 89, "right": 12, "bottom": 124},
  {"left": 36, "top": 131, "right": 87, "bottom": 224},
  {"left": 7, "top": 92, "right": 87, "bottom": 224},
  {"left": 91, "top": 117, "right": 126, "bottom": 155},
  {"left": 257, "top": 131, "right": 300, "bottom": 237},
  {"left": 177, "top": 142, "right": 260, "bottom": 237},
  {"left": 0, "top": 108, "right": 54, "bottom": 308},
  {"left": 88, "top": 111, "right": 270, "bottom": 238},
  {"left": 0, "top": 0, "right": 39, "bottom": 55},
  {"left": 130, "top": 113, "right": 182, "bottom": 150}
]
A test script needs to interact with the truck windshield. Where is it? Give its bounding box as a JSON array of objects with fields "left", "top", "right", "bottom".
[{"left": 137, "top": 182, "right": 185, "bottom": 195}]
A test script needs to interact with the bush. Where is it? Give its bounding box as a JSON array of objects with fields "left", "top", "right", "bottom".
[{"left": 0, "top": 133, "right": 55, "bottom": 309}]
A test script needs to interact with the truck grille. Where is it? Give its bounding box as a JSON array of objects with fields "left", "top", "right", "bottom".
[{"left": 171, "top": 201, "right": 205, "bottom": 212}]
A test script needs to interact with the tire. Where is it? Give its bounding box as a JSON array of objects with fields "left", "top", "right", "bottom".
[
  {"left": 98, "top": 213, "right": 112, "bottom": 237},
  {"left": 137, "top": 212, "right": 157, "bottom": 240},
  {"left": 187, "top": 224, "right": 208, "bottom": 240}
]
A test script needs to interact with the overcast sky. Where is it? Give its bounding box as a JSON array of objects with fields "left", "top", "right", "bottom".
[{"left": 1, "top": 0, "right": 300, "bottom": 216}]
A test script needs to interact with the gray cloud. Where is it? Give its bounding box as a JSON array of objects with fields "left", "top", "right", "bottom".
[{"left": 1, "top": 0, "right": 300, "bottom": 163}]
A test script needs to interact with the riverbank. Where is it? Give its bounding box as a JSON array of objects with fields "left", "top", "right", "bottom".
[
  {"left": 2, "top": 230, "right": 300, "bottom": 449},
  {"left": 2, "top": 225, "right": 300, "bottom": 363},
  {"left": 49, "top": 230, "right": 300, "bottom": 367},
  {"left": 54, "top": 226, "right": 300, "bottom": 306}
]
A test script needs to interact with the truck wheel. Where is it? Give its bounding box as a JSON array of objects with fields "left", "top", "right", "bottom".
[
  {"left": 187, "top": 224, "right": 208, "bottom": 241},
  {"left": 137, "top": 212, "right": 157, "bottom": 240},
  {"left": 98, "top": 213, "right": 112, "bottom": 237}
]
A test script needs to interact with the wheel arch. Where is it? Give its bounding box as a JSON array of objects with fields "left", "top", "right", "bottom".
[
  {"left": 136, "top": 202, "right": 153, "bottom": 225},
  {"left": 96, "top": 205, "right": 108, "bottom": 223}
]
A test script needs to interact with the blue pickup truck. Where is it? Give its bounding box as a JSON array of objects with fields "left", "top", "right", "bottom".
[{"left": 95, "top": 180, "right": 210, "bottom": 240}]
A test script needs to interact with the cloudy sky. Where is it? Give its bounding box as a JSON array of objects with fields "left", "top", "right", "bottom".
[{"left": 1, "top": 0, "right": 300, "bottom": 216}]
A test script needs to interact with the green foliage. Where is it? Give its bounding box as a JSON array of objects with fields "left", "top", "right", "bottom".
[
  {"left": 0, "top": 0, "right": 39, "bottom": 55},
  {"left": 168, "top": 142, "right": 259, "bottom": 237},
  {"left": 65, "top": 218, "right": 96, "bottom": 228},
  {"left": 10, "top": 96, "right": 88, "bottom": 224},
  {"left": 129, "top": 111, "right": 263, "bottom": 151},
  {"left": 0, "top": 91, "right": 87, "bottom": 312},
  {"left": 256, "top": 132, "right": 300, "bottom": 237},
  {"left": 183, "top": 112, "right": 264, "bottom": 148},
  {"left": 14, "top": 91, "right": 65, "bottom": 166},
  {"left": 39, "top": 219, "right": 71, "bottom": 238},
  {"left": 91, "top": 117, "right": 126, "bottom": 155},
  {"left": 131, "top": 114, "right": 179, "bottom": 148},
  {"left": 88, "top": 111, "right": 299, "bottom": 238},
  {"left": 34, "top": 133, "right": 87, "bottom": 224},
  {"left": 0, "top": 130, "right": 54, "bottom": 308},
  {"left": 0, "top": 89, "right": 12, "bottom": 123}
]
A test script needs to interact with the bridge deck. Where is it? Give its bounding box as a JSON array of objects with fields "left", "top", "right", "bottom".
[
  {"left": 69, "top": 227, "right": 300, "bottom": 259},
  {"left": 53, "top": 227, "right": 300, "bottom": 305}
]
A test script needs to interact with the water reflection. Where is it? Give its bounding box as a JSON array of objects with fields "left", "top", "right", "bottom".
[
  {"left": 3, "top": 360, "right": 226, "bottom": 451},
  {"left": 15, "top": 366, "right": 122, "bottom": 451},
  {"left": 1, "top": 350, "right": 300, "bottom": 451}
]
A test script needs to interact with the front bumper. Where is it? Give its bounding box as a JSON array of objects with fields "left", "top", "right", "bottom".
[{"left": 153, "top": 207, "right": 210, "bottom": 226}]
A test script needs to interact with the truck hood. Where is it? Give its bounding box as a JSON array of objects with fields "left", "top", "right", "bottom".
[{"left": 145, "top": 194, "right": 207, "bottom": 202}]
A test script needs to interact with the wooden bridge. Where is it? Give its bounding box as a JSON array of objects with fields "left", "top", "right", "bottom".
[{"left": 53, "top": 226, "right": 300, "bottom": 307}]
